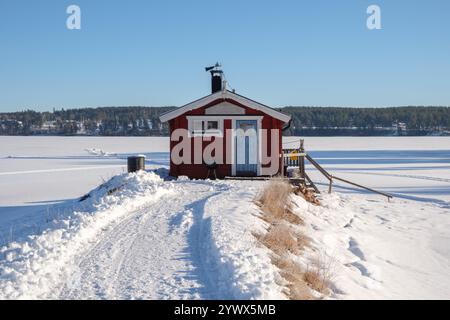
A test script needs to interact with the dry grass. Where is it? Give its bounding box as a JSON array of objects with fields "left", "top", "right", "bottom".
[
  {"left": 256, "top": 179, "right": 303, "bottom": 225},
  {"left": 303, "top": 255, "right": 336, "bottom": 295},
  {"left": 253, "top": 178, "right": 332, "bottom": 299},
  {"left": 272, "top": 253, "right": 334, "bottom": 299},
  {"left": 254, "top": 222, "right": 310, "bottom": 256},
  {"left": 272, "top": 255, "right": 314, "bottom": 300},
  {"left": 257, "top": 224, "right": 303, "bottom": 255},
  {"left": 295, "top": 233, "right": 311, "bottom": 253}
]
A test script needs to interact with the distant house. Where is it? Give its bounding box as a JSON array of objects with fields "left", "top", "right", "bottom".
[
  {"left": 42, "top": 121, "right": 57, "bottom": 130},
  {"left": 392, "top": 121, "right": 407, "bottom": 136},
  {"left": 160, "top": 66, "right": 291, "bottom": 179}
]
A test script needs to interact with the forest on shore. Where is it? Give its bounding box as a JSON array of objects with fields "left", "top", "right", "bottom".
[{"left": 1, "top": 106, "right": 449, "bottom": 136}]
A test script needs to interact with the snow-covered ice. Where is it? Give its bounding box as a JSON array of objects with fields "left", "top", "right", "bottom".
[
  {"left": 0, "top": 136, "right": 169, "bottom": 207},
  {"left": 293, "top": 192, "right": 450, "bottom": 299},
  {"left": 0, "top": 136, "right": 449, "bottom": 299}
]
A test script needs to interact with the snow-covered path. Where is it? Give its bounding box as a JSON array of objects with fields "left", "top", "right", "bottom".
[
  {"left": 60, "top": 181, "right": 229, "bottom": 300},
  {"left": 0, "top": 171, "right": 282, "bottom": 300}
]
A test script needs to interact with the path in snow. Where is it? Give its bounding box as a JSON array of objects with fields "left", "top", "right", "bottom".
[
  {"left": 59, "top": 181, "right": 231, "bottom": 300},
  {"left": 0, "top": 172, "right": 283, "bottom": 300}
]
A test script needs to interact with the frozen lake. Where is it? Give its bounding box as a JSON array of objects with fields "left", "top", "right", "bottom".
[
  {"left": 0, "top": 136, "right": 169, "bottom": 207},
  {"left": 0, "top": 136, "right": 449, "bottom": 209},
  {"left": 1, "top": 136, "right": 449, "bottom": 207}
]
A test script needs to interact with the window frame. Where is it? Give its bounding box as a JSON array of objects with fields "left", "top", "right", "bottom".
[
  {"left": 187, "top": 117, "right": 223, "bottom": 137},
  {"left": 206, "top": 120, "right": 219, "bottom": 130}
]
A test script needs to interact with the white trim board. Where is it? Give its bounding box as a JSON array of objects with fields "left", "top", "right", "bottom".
[{"left": 186, "top": 115, "right": 264, "bottom": 121}]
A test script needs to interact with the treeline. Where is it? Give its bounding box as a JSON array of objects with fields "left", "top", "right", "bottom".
[
  {"left": 0, "top": 107, "right": 176, "bottom": 136},
  {"left": 282, "top": 106, "right": 450, "bottom": 136},
  {"left": 1, "top": 106, "right": 449, "bottom": 136}
]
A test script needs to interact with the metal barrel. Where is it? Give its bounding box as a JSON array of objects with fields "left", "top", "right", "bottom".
[{"left": 127, "top": 155, "right": 145, "bottom": 173}]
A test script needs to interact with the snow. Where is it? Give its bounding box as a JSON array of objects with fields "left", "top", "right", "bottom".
[
  {"left": 283, "top": 136, "right": 450, "bottom": 151},
  {"left": 59, "top": 177, "right": 284, "bottom": 300},
  {"left": 202, "top": 182, "right": 284, "bottom": 299},
  {"left": 0, "top": 136, "right": 449, "bottom": 300},
  {"left": 0, "top": 171, "right": 283, "bottom": 299},
  {"left": 84, "top": 148, "right": 116, "bottom": 157},
  {"left": 0, "top": 171, "right": 174, "bottom": 299},
  {"left": 292, "top": 193, "right": 450, "bottom": 299},
  {"left": 0, "top": 136, "right": 169, "bottom": 206}
]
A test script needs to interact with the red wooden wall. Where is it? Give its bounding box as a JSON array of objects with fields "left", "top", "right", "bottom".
[{"left": 169, "top": 98, "right": 284, "bottom": 179}]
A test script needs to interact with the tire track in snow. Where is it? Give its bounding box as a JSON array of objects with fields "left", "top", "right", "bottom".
[
  {"left": 59, "top": 181, "right": 233, "bottom": 300},
  {"left": 60, "top": 202, "right": 158, "bottom": 299},
  {"left": 185, "top": 192, "right": 225, "bottom": 299}
]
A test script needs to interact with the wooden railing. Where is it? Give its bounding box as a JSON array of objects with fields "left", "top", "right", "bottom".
[
  {"left": 282, "top": 143, "right": 393, "bottom": 201},
  {"left": 282, "top": 148, "right": 305, "bottom": 168}
]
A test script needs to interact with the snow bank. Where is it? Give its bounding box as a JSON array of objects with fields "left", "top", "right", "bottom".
[
  {"left": 84, "top": 148, "right": 116, "bottom": 157},
  {"left": 0, "top": 171, "right": 174, "bottom": 299},
  {"left": 203, "top": 181, "right": 285, "bottom": 300}
]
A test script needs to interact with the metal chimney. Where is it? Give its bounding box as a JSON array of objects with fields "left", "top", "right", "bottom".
[{"left": 205, "top": 63, "right": 223, "bottom": 94}]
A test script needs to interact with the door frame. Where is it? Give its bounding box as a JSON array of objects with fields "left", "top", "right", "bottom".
[{"left": 231, "top": 116, "right": 263, "bottom": 176}]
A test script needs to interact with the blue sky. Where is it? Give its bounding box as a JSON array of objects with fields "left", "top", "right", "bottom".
[{"left": 0, "top": 0, "right": 449, "bottom": 111}]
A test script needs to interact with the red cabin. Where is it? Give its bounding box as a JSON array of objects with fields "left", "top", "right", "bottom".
[{"left": 160, "top": 68, "right": 291, "bottom": 179}]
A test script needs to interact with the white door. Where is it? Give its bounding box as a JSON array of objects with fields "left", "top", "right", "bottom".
[{"left": 235, "top": 120, "right": 258, "bottom": 176}]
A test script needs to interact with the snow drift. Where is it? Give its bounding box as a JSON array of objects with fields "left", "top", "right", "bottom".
[{"left": 0, "top": 171, "right": 173, "bottom": 299}]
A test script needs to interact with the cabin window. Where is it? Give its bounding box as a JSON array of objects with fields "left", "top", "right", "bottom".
[
  {"left": 192, "top": 120, "right": 204, "bottom": 133},
  {"left": 189, "top": 118, "right": 222, "bottom": 137},
  {"left": 207, "top": 120, "right": 218, "bottom": 130}
]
